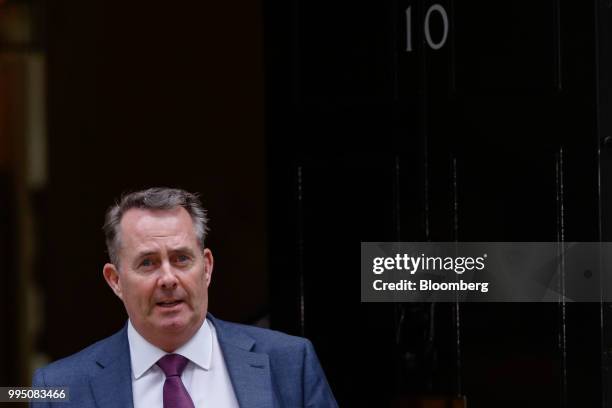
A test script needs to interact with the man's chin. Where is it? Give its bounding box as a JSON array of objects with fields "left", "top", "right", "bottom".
[
  {"left": 152, "top": 312, "right": 203, "bottom": 334},
  {"left": 155, "top": 317, "right": 191, "bottom": 332}
]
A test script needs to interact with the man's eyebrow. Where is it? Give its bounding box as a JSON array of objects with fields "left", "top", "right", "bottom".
[
  {"left": 132, "top": 247, "right": 196, "bottom": 261},
  {"left": 169, "top": 246, "right": 197, "bottom": 255},
  {"left": 134, "top": 250, "right": 159, "bottom": 259}
]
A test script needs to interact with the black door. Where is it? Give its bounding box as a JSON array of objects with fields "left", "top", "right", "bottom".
[{"left": 265, "top": 1, "right": 612, "bottom": 406}]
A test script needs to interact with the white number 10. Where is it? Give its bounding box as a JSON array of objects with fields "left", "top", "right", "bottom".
[{"left": 406, "top": 4, "right": 449, "bottom": 52}]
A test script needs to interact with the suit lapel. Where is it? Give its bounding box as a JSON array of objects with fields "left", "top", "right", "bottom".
[
  {"left": 210, "top": 315, "right": 274, "bottom": 408},
  {"left": 86, "top": 317, "right": 273, "bottom": 408},
  {"left": 90, "top": 326, "right": 134, "bottom": 408}
]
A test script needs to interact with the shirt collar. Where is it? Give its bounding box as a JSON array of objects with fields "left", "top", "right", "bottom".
[{"left": 127, "top": 318, "right": 213, "bottom": 379}]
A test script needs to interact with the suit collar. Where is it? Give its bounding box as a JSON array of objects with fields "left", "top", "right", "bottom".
[
  {"left": 88, "top": 316, "right": 275, "bottom": 408},
  {"left": 208, "top": 314, "right": 275, "bottom": 408},
  {"left": 90, "top": 324, "right": 134, "bottom": 408},
  {"left": 208, "top": 314, "right": 255, "bottom": 351}
]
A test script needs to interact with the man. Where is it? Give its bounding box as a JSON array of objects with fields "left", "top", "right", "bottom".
[{"left": 32, "top": 187, "right": 337, "bottom": 408}]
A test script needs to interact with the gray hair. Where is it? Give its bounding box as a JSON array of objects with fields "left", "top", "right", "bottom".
[{"left": 103, "top": 187, "right": 209, "bottom": 267}]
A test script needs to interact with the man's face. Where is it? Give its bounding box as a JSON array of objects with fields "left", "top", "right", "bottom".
[{"left": 103, "top": 207, "right": 212, "bottom": 351}]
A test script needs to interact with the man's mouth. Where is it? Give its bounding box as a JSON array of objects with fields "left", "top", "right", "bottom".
[{"left": 156, "top": 300, "right": 183, "bottom": 308}]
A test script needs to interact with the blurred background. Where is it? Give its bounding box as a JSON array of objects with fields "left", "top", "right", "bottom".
[
  {"left": 3, "top": 0, "right": 612, "bottom": 407},
  {"left": 0, "top": 0, "right": 266, "bottom": 397}
]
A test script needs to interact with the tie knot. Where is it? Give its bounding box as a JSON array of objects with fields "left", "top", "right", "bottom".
[{"left": 157, "top": 354, "right": 190, "bottom": 377}]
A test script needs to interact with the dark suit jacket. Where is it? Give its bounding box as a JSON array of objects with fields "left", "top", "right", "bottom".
[{"left": 31, "top": 314, "right": 338, "bottom": 407}]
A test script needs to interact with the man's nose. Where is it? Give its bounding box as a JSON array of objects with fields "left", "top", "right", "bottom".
[{"left": 158, "top": 260, "right": 178, "bottom": 288}]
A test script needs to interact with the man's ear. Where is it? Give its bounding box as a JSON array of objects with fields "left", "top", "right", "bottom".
[
  {"left": 203, "top": 248, "right": 213, "bottom": 287},
  {"left": 103, "top": 263, "right": 123, "bottom": 300}
]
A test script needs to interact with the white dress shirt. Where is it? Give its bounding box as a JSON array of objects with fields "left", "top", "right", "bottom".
[{"left": 127, "top": 318, "right": 240, "bottom": 408}]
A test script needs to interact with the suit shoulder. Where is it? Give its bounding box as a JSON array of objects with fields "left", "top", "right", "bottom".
[
  {"left": 213, "top": 318, "right": 310, "bottom": 352},
  {"left": 35, "top": 327, "right": 126, "bottom": 380}
]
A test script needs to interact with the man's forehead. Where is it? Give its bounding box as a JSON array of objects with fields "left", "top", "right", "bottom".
[{"left": 119, "top": 207, "right": 196, "bottom": 240}]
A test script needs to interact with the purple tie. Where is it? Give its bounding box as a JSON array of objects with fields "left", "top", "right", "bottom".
[{"left": 156, "top": 354, "right": 196, "bottom": 408}]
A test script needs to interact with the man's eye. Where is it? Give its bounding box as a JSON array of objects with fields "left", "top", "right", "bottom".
[
  {"left": 176, "top": 255, "right": 190, "bottom": 263},
  {"left": 140, "top": 259, "right": 153, "bottom": 267}
]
